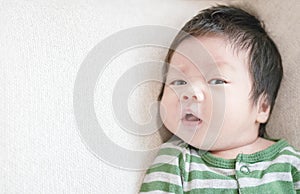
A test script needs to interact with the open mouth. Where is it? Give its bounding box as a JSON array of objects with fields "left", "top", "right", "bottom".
[
  {"left": 182, "top": 113, "right": 202, "bottom": 126},
  {"left": 185, "top": 113, "right": 201, "bottom": 121}
]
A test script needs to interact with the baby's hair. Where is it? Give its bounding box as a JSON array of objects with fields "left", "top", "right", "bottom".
[{"left": 159, "top": 5, "right": 283, "bottom": 137}]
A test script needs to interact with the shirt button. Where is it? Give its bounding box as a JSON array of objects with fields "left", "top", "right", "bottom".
[{"left": 240, "top": 165, "right": 250, "bottom": 174}]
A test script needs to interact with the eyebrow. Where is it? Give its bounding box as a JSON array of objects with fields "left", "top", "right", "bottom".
[
  {"left": 166, "top": 68, "right": 185, "bottom": 78},
  {"left": 169, "top": 60, "right": 235, "bottom": 74},
  {"left": 208, "top": 60, "right": 236, "bottom": 72},
  {"left": 168, "top": 63, "right": 187, "bottom": 71}
]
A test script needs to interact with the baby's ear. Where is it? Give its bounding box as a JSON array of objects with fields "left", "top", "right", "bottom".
[{"left": 256, "top": 94, "right": 271, "bottom": 123}]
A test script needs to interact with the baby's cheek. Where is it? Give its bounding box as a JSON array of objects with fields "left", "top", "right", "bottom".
[
  {"left": 165, "top": 85, "right": 181, "bottom": 98},
  {"left": 160, "top": 89, "right": 180, "bottom": 127},
  {"left": 161, "top": 87, "right": 181, "bottom": 104},
  {"left": 160, "top": 95, "right": 177, "bottom": 119}
]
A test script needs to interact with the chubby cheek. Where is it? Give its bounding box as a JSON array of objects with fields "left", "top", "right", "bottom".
[
  {"left": 219, "top": 89, "right": 255, "bottom": 141},
  {"left": 224, "top": 90, "right": 252, "bottom": 121},
  {"left": 160, "top": 87, "right": 181, "bottom": 133}
]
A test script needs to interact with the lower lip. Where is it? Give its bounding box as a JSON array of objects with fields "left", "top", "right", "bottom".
[{"left": 181, "top": 119, "right": 203, "bottom": 127}]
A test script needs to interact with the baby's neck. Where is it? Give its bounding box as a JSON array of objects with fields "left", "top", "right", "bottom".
[{"left": 209, "top": 137, "right": 275, "bottom": 159}]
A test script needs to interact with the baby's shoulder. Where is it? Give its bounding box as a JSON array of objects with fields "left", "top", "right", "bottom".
[
  {"left": 156, "top": 135, "right": 188, "bottom": 158},
  {"left": 160, "top": 135, "right": 187, "bottom": 149},
  {"left": 277, "top": 142, "right": 300, "bottom": 161},
  {"left": 149, "top": 136, "right": 192, "bottom": 168},
  {"left": 267, "top": 140, "right": 300, "bottom": 174}
]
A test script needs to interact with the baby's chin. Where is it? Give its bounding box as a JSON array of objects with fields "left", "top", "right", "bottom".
[
  {"left": 168, "top": 130, "right": 224, "bottom": 151},
  {"left": 167, "top": 131, "right": 213, "bottom": 150},
  {"left": 188, "top": 140, "right": 218, "bottom": 151},
  {"left": 164, "top": 125, "right": 216, "bottom": 149}
]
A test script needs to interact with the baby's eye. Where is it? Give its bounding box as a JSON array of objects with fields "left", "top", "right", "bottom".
[
  {"left": 170, "top": 80, "right": 187, "bottom": 86},
  {"left": 208, "top": 79, "right": 227, "bottom": 85}
]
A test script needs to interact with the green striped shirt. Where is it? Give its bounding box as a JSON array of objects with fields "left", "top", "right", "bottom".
[{"left": 140, "top": 136, "right": 300, "bottom": 194}]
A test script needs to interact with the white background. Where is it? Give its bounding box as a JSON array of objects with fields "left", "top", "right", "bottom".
[{"left": 1, "top": 0, "right": 222, "bottom": 193}]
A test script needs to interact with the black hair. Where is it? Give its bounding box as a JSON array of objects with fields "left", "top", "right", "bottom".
[{"left": 159, "top": 5, "right": 283, "bottom": 137}]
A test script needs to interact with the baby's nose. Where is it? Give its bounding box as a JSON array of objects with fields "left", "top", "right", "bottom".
[{"left": 181, "top": 87, "right": 204, "bottom": 102}]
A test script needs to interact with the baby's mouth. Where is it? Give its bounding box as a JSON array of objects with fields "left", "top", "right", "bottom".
[
  {"left": 185, "top": 113, "right": 201, "bottom": 121},
  {"left": 182, "top": 113, "right": 202, "bottom": 126}
]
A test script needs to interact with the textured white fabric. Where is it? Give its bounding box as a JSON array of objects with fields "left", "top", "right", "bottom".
[{"left": 0, "top": 0, "right": 222, "bottom": 193}]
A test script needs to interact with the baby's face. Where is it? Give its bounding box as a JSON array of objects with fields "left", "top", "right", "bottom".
[{"left": 160, "top": 36, "right": 261, "bottom": 151}]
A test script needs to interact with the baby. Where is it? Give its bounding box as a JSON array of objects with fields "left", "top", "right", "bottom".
[{"left": 140, "top": 5, "right": 300, "bottom": 194}]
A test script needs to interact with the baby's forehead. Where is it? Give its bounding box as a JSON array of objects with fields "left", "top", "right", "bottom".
[
  {"left": 168, "top": 52, "right": 237, "bottom": 76},
  {"left": 168, "top": 36, "right": 250, "bottom": 75}
]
